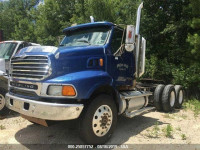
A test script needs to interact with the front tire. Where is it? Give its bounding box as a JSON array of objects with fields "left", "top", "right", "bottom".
[
  {"left": 79, "top": 94, "right": 117, "bottom": 144},
  {"left": 162, "top": 85, "right": 176, "bottom": 112}
]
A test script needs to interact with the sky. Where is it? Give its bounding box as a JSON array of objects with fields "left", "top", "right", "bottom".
[
  {"left": 0, "top": 0, "right": 44, "bottom": 7},
  {"left": 0, "top": 0, "right": 44, "bottom": 3}
]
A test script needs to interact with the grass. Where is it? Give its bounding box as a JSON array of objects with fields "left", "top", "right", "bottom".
[
  {"left": 180, "top": 114, "right": 187, "bottom": 119},
  {"left": 183, "top": 99, "right": 200, "bottom": 117},
  {"left": 147, "top": 122, "right": 160, "bottom": 138},
  {"left": 163, "top": 114, "right": 175, "bottom": 119},
  {"left": 181, "top": 134, "right": 187, "bottom": 140},
  {"left": 176, "top": 126, "right": 181, "bottom": 131},
  {"left": 0, "top": 125, "right": 6, "bottom": 130},
  {"left": 162, "top": 124, "right": 173, "bottom": 138}
]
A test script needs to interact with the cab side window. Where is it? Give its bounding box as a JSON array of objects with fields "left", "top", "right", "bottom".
[{"left": 111, "top": 27, "right": 124, "bottom": 54}]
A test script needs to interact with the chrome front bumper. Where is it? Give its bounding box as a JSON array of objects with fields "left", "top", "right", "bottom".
[{"left": 5, "top": 93, "right": 84, "bottom": 120}]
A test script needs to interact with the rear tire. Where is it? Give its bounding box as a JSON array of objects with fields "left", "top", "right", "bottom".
[
  {"left": 154, "top": 84, "right": 165, "bottom": 111},
  {"left": 79, "top": 94, "right": 117, "bottom": 145},
  {"left": 162, "top": 85, "right": 176, "bottom": 112},
  {"left": 174, "top": 85, "right": 184, "bottom": 109},
  {"left": 0, "top": 89, "right": 9, "bottom": 116}
]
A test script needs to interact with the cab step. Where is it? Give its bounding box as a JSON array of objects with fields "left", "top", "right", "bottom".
[{"left": 124, "top": 106, "right": 155, "bottom": 118}]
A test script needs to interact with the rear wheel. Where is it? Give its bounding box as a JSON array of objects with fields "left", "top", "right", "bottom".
[
  {"left": 79, "top": 94, "right": 117, "bottom": 144},
  {"left": 174, "top": 85, "right": 184, "bottom": 108},
  {"left": 162, "top": 85, "right": 176, "bottom": 112},
  {"left": 154, "top": 84, "right": 165, "bottom": 111},
  {"left": 0, "top": 89, "right": 9, "bottom": 115}
]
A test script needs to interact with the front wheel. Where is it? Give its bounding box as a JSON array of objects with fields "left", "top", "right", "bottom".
[{"left": 79, "top": 94, "right": 117, "bottom": 145}]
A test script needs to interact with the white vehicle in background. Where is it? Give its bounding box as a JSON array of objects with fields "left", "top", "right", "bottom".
[{"left": 0, "top": 41, "right": 40, "bottom": 115}]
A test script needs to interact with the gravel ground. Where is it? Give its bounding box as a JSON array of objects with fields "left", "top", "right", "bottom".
[{"left": 0, "top": 108, "right": 200, "bottom": 149}]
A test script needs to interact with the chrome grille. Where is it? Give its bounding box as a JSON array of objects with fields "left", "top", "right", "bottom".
[{"left": 11, "top": 56, "right": 51, "bottom": 80}]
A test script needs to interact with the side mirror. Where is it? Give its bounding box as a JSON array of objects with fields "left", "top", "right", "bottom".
[
  {"left": 125, "top": 25, "right": 135, "bottom": 52},
  {"left": 0, "top": 58, "right": 6, "bottom": 76}
]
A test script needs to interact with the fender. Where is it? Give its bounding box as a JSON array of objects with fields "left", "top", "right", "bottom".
[{"left": 45, "top": 70, "right": 113, "bottom": 99}]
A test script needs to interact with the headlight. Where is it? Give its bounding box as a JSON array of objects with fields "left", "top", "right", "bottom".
[
  {"left": 47, "top": 85, "right": 76, "bottom": 96},
  {"left": 48, "top": 85, "right": 62, "bottom": 96}
]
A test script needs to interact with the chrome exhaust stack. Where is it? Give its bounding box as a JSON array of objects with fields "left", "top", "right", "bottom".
[
  {"left": 135, "top": 2, "right": 143, "bottom": 35},
  {"left": 135, "top": 2, "right": 146, "bottom": 78}
]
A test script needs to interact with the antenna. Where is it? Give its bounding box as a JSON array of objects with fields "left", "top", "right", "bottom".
[{"left": 90, "top": 16, "right": 94, "bottom": 23}]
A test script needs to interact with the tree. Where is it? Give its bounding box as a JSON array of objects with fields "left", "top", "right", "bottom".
[
  {"left": 34, "top": 0, "right": 76, "bottom": 45},
  {"left": 0, "top": 0, "right": 39, "bottom": 41}
]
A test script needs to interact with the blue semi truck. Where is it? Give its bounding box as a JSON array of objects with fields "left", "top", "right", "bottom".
[{"left": 5, "top": 3, "right": 184, "bottom": 144}]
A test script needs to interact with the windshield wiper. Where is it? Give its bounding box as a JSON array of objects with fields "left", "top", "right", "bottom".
[{"left": 77, "top": 39, "right": 91, "bottom": 45}]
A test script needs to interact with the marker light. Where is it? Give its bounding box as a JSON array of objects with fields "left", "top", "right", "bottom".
[
  {"left": 99, "top": 58, "right": 103, "bottom": 66},
  {"left": 62, "top": 85, "right": 76, "bottom": 96}
]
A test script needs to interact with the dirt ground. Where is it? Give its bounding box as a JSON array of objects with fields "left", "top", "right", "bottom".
[{"left": 0, "top": 108, "right": 200, "bottom": 149}]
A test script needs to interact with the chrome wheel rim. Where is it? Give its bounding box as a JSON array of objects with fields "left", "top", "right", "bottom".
[
  {"left": 179, "top": 90, "right": 183, "bottom": 104},
  {"left": 170, "top": 91, "right": 175, "bottom": 107},
  {"left": 0, "top": 94, "right": 5, "bottom": 110},
  {"left": 92, "top": 105, "right": 113, "bottom": 137}
]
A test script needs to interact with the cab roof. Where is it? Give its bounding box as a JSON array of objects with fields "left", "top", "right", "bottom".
[{"left": 63, "top": 22, "right": 115, "bottom": 33}]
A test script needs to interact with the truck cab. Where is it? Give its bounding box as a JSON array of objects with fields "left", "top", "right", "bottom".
[
  {"left": 5, "top": 3, "right": 184, "bottom": 144},
  {"left": 5, "top": 21, "right": 149, "bottom": 143}
]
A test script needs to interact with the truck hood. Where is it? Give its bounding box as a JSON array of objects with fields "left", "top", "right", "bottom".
[
  {"left": 13, "top": 45, "right": 105, "bottom": 80},
  {"left": 15, "top": 45, "right": 105, "bottom": 57}
]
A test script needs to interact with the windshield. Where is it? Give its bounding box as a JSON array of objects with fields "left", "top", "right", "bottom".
[
  {"left": 60, "top": 27, "right": 111, "bottom": 47},
  {"left": 0, "top": 42, "right": 17, "bottom": 59}
]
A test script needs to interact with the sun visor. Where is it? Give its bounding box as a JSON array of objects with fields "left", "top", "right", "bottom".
[{"left": 17, "top": 46, "right": 58, "bottom": 56}]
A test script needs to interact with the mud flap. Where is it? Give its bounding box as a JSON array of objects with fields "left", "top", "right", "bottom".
[{"left": 21, "top": 114, "right": 48, "bottom": 127}]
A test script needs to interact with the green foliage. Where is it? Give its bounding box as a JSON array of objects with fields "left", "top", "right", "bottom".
[
  {"left": 181, "top": 134, "right": 187, "bottom": 140},
  {"left": 183, "top": 99, "right": 200, "bottom": 117},
  {"left": 172, "top": 63, "right": 200, "bottom": 88},
  {"left": 0, "top": 0, "right": 39, "bottom": 41},
  {"left": 147, "top": 122, "right": 160, "bottom": 138},
  {"left": 0, "top": 125, "right": 6, "bottom": 130},
  {"left": 145, "top": 55, "right": 174, "bottom": 83},
  {"left": 33, "top": 0, "right": 76, "bottom": 45},
  {"left": 151, "top": 122, "right": 160, "bottom": 138},
  {"left": 162, "top": 124, "right": 173, "bottom": 138}
]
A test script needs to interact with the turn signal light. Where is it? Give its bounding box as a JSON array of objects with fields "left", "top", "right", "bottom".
[
  {"left": 99, "top": 58, "right": 103, "bottom": 66},
  {"left": 62, "top": 85, "right": 76, "bottom": 96}
]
